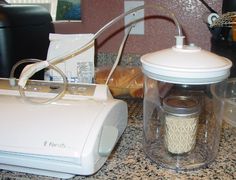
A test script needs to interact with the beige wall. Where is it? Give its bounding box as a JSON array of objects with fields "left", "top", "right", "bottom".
[{"left": 54, "top": 0, "right": 222, "bottom": 55}]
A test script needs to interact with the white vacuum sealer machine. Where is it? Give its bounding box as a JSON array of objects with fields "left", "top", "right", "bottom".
[{"left": 0, "top": 78, "right": 127, "bottom": 179}]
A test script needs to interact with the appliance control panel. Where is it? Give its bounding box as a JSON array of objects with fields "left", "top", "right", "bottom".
[{"left": 0, "top": 78, "right": 110, "bottom": 101}]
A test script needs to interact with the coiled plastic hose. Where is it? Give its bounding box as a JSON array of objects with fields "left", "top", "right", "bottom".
[{"left": 9, "top": 59, "right": 68, "bottom": 104}]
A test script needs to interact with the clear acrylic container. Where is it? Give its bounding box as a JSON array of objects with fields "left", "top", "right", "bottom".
[
  {"left": 141, "top": 44, "right": 232, "bottom": 171},
  {"left": 143, "top": 78, "right": 227, "bottom": 171}
]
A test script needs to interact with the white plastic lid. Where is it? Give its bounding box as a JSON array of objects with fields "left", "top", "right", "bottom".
[{"left": 141, "top": 44, "right": 232, "bottom": 84}]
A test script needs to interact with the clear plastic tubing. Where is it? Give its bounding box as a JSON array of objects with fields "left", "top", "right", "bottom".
[
  {"left": 48, "top": 4, "right": 183, "bottom": 65},
  {"left": 16, "top": 3, "right": 183, "bottom": 104}
]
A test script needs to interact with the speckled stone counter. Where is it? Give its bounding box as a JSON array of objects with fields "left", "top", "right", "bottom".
[{"left": 0, "top": 98, "right": 235, "bottom": 180}]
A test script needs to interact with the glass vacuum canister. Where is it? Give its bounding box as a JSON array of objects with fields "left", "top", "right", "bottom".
[{"left": 141, "top": 44, "right": 232, "bottom": 171}]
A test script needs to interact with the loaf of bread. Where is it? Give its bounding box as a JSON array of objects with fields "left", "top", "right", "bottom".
[{"left": 95, "top": 66, "right": 144, "bottom": 97}]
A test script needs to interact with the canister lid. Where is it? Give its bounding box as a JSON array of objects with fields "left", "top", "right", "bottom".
[
  {"left": 163, "top": 96, "right": 200, "bottom": 115},
  {"left": 141, "top": 44, "right": 232, "bottom": 84}
]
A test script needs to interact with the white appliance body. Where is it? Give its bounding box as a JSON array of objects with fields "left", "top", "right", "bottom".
[{"left": 0, "top": 78, "right": 127, "bottom": 179}]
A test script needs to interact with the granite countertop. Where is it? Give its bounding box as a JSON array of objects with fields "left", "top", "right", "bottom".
[{"left": 0, "top": 98, "right": 235, "bottom": 180}]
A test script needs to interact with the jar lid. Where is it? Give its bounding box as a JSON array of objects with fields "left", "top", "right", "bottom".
[
  {"left": 163, "top": 96, "right": 200, "bottom": 115},
  {"left": 141, "top": 44, "right": 232, "bottom": 84}
]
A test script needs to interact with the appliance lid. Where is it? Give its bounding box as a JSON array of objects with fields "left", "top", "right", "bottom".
[
  {"left": 0, "top": 95, "right": 106, "bottom": 162},
  {"left": 141, "top": 44, "right": 232, "bottom": 84}
]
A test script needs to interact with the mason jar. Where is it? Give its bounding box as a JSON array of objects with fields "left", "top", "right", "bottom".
[{"left": 163, "top": 96, "right": 200, "bottom": 155}]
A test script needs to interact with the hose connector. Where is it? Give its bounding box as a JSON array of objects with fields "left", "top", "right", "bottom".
[{"left": 18, "top": 61, "right": 50, "bottom": 88}]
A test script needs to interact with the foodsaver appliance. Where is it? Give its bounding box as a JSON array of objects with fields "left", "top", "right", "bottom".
[
  {"left": 0, "top": 3, "right": 140, "bottom": 178},
  {"left": 0, "top": 78, "right": 127, "bottom": 178}
]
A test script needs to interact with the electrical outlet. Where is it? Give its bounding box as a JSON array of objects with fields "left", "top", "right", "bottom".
[{"left": 124, "top": 1, "right": 144, "bottom": 35}]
